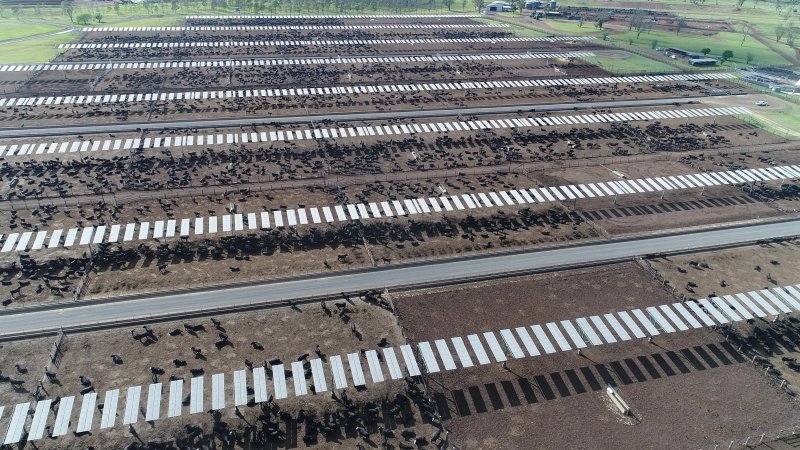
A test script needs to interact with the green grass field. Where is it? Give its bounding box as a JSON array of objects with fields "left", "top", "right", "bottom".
[
  {"left": 0, "top": 1, "right": 477, "bottom": 27},
  {"left": 748, "top": 103, "right": 800, "bottom": 140},
  {"left": 99, "top": 16, "right": 184, "bottom": 27},
  {"left": 534, "top": 18, "right": 602, "bottom": 34},
  {"left": 500, "top": 12, "right": 794, "bottom": 67},
  {"left": 523, "top": 14, "right": 792, "bottom": 67},
  {"left": 478, "top": 16, "right": 549, "bottom": 36},
  {"left": 558, "top": 0, "right": 797, "bottom": 62},
  {"left": 611, "top": 29, "right": 791, "bottom": 66},
  {"left": 0, "top": 0, "right": 793, "bottom": 68},
  {"left": 581, "top": 53, "right": 680, "bottom": 74},
  {"left": 0, "top": 23, "right": 62, "bottom": 41},
  {"left": 0, "top": 2, "right": 480, "bottom": 63},
  {"left": 0, "top": 31, "right": 77, "bottom": 64},
  {"left": 493, "top": 17, "right": 686, "bottom": 74},
  {"left": 560, "top": 0, "right": 789, "bottom": 34}
]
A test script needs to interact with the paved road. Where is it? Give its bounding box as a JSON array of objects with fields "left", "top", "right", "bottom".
[
  {"left": 1, "top": 218, "right": 797, "bottom": 336},
  {"left": 1, "top": 96, "right": 712, "bottom": 139},
  {"left": 0, "top": 27, "right": 74, "bottom": 46}
]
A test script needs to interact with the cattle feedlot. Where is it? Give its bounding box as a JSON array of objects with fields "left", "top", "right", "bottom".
[{"left": 0, "top": 3, "right": 799, "bottom": 450}]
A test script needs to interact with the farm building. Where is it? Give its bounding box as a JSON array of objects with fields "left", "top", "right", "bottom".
[{"left": 689, "top": 58, "right": 717, "bottom": 67}]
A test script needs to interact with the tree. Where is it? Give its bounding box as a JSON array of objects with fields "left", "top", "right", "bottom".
[
  {"left": 701, "top": 47, "right": 711, "bottom": 55},
  {"left": 61, "top": 0, "right": 75, "bottom": 23},
  {"left": 11, "top": 5, "right": 21, "bottom": 19},
  {"left": 94, "top": 12, "right": 103, "bottom": 22},
  {"left": 740, "top": 22, "right": 751, "bottom": 45},
  {"left": 629, "top": 8, "right": 643, "bottom": 30},
  {"left": 676, "top": 16, "right": 687, "bottom": 34},
  {"left": 594, "top": 11, "right": 610, "bottom": 29},
  {"left": 629, "top": 9, "right": 651, "bottom": 38},
  {"left": 746, "top": 52, "right": 754, "bottom": 63},
  {"left": 76, "top": 12, "right": 93, "bottom": 24},
  {"left": 651, "top": 39, "right": 658, "bottom": 49},
  {"left": 473, "top": 0, "right": 484, "bottom": 11},
  {"left": 722, "top": 49, "right": 734, "bottom": 60},
  {"left": 775, "top": 25, "right": 786, "bottom": 42}
]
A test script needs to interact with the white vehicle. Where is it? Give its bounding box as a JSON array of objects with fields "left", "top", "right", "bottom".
[{"left": 756, "top": 100, "right": 769, "bottom": 106}]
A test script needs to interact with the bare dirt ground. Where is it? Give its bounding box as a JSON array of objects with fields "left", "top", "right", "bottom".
[
  {"left": 0, "top": 70, "right": 89, "bottom": 98},
  {"left": 55, "top": 40, "right": 604, "bottom": 62},
  {"left": 579, "top": 186, "right": 779, "bottom": 235},
  {"left": 0, "top": 171, "right": 593, "bottom": 307},
  {"left": 79, "top": 28, "right": 514, "bottom": 44},
  {"left": 0, "top": 106, "right": 790, "bottom": 312},
  {"left": 727, "top": 314, "right": 800, "bottom": 420},
  {"left": 0, "top": 114, "right": 790, "bottom": 309},
  {"left": 2, "top": 79, "right": 735, "bottom": 127},
  {"left": 0, "top": 298, "right": 441, "bottom": 449},
  {"left": 436, "top": 330, "right": 795, "bottom": 450},
  {"left": 393, "top": 267, "right": 800, "bottom": 450},
  {"left": 680, "top": 146, "right": 800, "bottom": 176},
  {"left": 647, "top": 240, "right": 800, "bottom": 305},
  {"left": 78, "top": 194, "right": 597, "bottom": 303},
  {"left": 0, "top": 169, "right": 538, "bottom": 238},
  {"left": 0, "top": 57, "right": 608, "bottom": 97},
  {"left": 88, "top": 59, "right": 608, "bottom": 93},
  {"left": 648, "top": 242, "right": 800, "bottom": 408},
  {"left": 533, "top": 151, "right": 797, "bottom": 235},
  {"left": 538, "top": 158, "right": 790, "bottom": 235},
  {"left": 0, "top": 107, "right": 784, "bottom": 203},
  {"left": 393, "top": 262, "right": 673, "bottom": 341},
  {"left": 680, "top": 149, "right": 800, "bottom": 213},
  {"left": 182, "top": 17, "right": 481, "bottom": 26},
  {"left": 83, "top": 225, "right": 372, "bottom": 300}
]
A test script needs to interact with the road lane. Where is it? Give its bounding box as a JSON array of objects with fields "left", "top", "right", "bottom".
[{"left": 0, "top": 219, "right": 797, "bottom": 336}]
